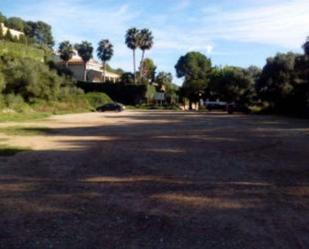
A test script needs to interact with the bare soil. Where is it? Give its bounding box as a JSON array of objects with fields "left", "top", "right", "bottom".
[{"left": 0, "top": 111, "right": 308, "bottom": 249}]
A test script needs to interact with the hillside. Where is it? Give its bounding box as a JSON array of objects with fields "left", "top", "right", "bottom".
[{"left": 0, "top": 40, "right": 45, "bottom": 61}]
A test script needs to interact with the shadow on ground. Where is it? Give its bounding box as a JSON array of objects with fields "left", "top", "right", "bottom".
[{"left": 0, "top": 111, "right": 308, "bottom": 249}]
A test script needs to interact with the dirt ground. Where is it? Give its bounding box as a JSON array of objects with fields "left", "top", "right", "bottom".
[{"left": 0, "top": 110, "right": 308, "bottom": 249}]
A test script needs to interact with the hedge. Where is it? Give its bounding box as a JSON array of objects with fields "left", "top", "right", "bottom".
[{"left": 76, "top": 82, "right": 148, "bottom": 105}]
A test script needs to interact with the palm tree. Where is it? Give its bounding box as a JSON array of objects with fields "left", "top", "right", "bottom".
[
  {"left": 138, "top": 29, "right": 154, "bottom": 81},
  {"left": 58, "top": 41, "right": 74, "bottom": 68},
  {"left": 75, "top": 41, "right": 93, "bottom": 81},
  {"left": 97, "top": 39, "right": 114, "bottom": 82},
  {"left": 125, "top": 28, "right": 140, "bottom": 83},
  {"left": 303, "top": 37, "right": 309, "bottom": 56}
]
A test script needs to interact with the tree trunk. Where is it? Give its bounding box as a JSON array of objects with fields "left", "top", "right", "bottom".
[
  {"left": 133, "top": 49, "right": 136, "bottom": 84},
  {"left": 103, "top": 61, "right": 106, "bottom": 82},
  {"left": 65, "top": 61, "right": 69, "bottom": 69},
  {"left": 140, "top": 50, "right": 145, "bottom": 81},
  {"left": 83, "top": 62, "right": 87, "bottom": 81}
]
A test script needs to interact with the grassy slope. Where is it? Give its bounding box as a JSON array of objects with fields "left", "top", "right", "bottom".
[{"left": 0, "top": 41, "right": 45, "bottom": 61}]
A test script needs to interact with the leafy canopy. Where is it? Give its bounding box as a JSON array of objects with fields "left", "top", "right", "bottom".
[
  {"left": 75, "top": 41, "right": 93, "bottom": 63},
  {"left": 97, "top": 39, "right": 114, "bottom": 62}
]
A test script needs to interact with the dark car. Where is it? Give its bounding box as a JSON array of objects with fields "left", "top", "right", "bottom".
[{"left": 96, "top": 103, "right": 125, "bottom": 112}]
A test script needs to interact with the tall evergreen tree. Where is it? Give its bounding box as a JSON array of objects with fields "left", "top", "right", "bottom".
[
  {"left": 138, "top": 29, "right": 154, "bottom": 81},
  {"left": 97, "top": 39, "right": 114, "bottom": 82},
  {"left": 75, "top": 41, "right": 93, "bottom": 81},
  {"left": 125, "top": 28, "right": 140, "bottom": 83},
  {"left": 58, "top": 41, "right": 74, "bottom": 68}
]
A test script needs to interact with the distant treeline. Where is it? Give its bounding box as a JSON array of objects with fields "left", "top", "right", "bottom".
[
  {"left": 0, "top": 11, "right": 54, "bottom": 48},
  {"left": 176, "top": 37, "right": 309, "bottom": 117}
]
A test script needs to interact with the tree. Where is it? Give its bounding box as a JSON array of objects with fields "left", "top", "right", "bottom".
[
  {"left": 175, "top": 52, "right": 212, "bottom": 107},
  {"left": 138, "top": 29, "right": 154, "bottom": 80},
  {"left": 75, "top": 41, "right": 93, "bottom": 81},
  {"left": 97, "top": 39, "right": 114, "bottom": 82},
  {"left": 256, "top": 52, "right": 301, "bottom": 113},
  {"left": 209, "top": 66, "right": 254, "bottom": 107},
  {"left": 125, "top": 28, "right": 140, "bottom": 83},
  {"left": 140, "top": 58, "right": 156, "bottom": 83},
  {"left": 5, "top": 17, "right": 25, "bottom": 31},
  {"left": 121, "top": 72, "right": 135, "bottom": 84},
  {"left": 303, "top": 37, "right": 309, "bottom": 56},
  {"left": 155, "top": 72, "right": 173, "bottom": 92},
  {"left": 58, "top": 41, "right": 74, "bottom": 68},
  {"left": 0, "top": 12, "right": 6, "bottom": 24},
  {"left": 24, "top": 21, "right": 54, "bottom": 48}
]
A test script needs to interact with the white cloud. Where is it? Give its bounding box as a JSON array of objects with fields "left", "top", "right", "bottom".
[{"left": 197, "top": 0, "right": 309, "bottom": 48}]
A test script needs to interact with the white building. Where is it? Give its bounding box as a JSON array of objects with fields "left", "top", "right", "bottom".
[
  {"left": 0, "top": 23, "right": 24, "bottom": 39},
  {"left": 54, "top": 51, "right": 120, "bottom": 83}
]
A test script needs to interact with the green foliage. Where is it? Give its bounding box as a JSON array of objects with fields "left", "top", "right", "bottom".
[
  {"left": 156, "top": 71, "right": 173, "bottom": 91},
  {"left": 121, "top": 72, "right": 135, "bottom": 84},
  {"left": 97, "top": 39, "right": 114, "bottom": 63},
  {"left": 24, "top": 21, "right": 54, "bottom": 48},
  {"left": 256, "top": 52, "right": 309, "bottom": 115},
  {"left": 5, "top": 17, "right": 25, "bottom": 31},
  {"left": 0, "top": 12, "right": 6, "bottom": 24},
  {"left": 58, "top": 41, "right": 74, "bottom": 66},
  {"left": 97, "top": 39, "right": 114, "bottom": 81},
  {"left": 146, "top": 84, "right": 156, "bottom": 101},
  {"left": 175, "top": 52, "right": 212, "bottom": 81},
  {"left": 85, "top": 92, "right": 113, "bottom": 108},
  {"left": 0, "top": 71, "right": 5, "bottom": 92},
  {"left": 77, "top": 81, "right": 148, "bottom": 105},
  {"left": 140, "top": 58, "right": 156, "bottom": 83},
  {"left": 138, "top": 29, "right": 154, "bottom": 81},
  {"left": 176, "top": 52, "right": 212, "bottom": 103},
  {"left": 0, "top": 41, "right": 45, "bottom": 61},
  {"left": 0, "top": 55, "right": 90, "bottom": 114},
  {"left": 209, "top": 66, "right": 256, "bottom": 105},
  {"left": 75, "top": 41, "right": 93, "bottom": 63},
  {"left": 139, "top": 29, "right": 154, "bottom": 51},
  {"left": 4, "top": 94, "right": 30, "bottom": 112},
  {"left": 125, "top": 27, "right": 140, "bottom": 83},
  {"left": 125, "top": 28, "right": 140, "bottom": 50},
  {"left": 75, "top": 41, "right": 93, "bottom": 81},
  {"left": 303, "top": 37, "right": 309, "bottom": 56}
]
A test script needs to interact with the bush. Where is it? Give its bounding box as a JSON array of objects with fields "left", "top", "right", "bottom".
[
  {"left": 0, "top": 41, "right": 44, "bottom": 61},
  {"left": 85, "top": 92, "right": 113, "bottom": 108},
  {"left": 0, "top": 55, "right": 79, "bottom": 102},
  {"left": 4, "top": 94, "right": 31, "bottom": 112},
  {"left": 77, "top": 81, "right": 148, "bottom": 105}
]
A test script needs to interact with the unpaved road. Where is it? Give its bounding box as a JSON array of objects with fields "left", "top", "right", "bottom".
[{"left": 0, "top": 111, "right": 308, "bottom": 249}]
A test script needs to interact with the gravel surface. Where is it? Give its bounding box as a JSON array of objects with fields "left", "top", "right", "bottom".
[{"left": 0, "top": 111, "right": 308, "bottom": 249}]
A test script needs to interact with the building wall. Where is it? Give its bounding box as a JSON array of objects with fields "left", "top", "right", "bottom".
[
  {"left": 68, "top": 64, "right": 85, "bottom": 81},
  {"left": 0, "top": 23, "right": 24, "bottom": 39}
]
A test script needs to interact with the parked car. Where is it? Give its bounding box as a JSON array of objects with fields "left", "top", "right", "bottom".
[
  {"left": 96, "top": 103, "right": 125, "bottom": 112},
  {"left": 205, "top": 100, "right": 227, "bottom": 111}
]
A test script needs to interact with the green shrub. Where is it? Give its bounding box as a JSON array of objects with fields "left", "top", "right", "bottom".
[
  {"left": 4, "top": 94, "right": 31, "bottom": 112},
  {"left": 85, "top": 92, "right": 113, "bottom": 108},
  {"left": 0, "top": 71, "right": 5, "bottom": 92},
  {"left": 0, "top": 41, "right": 44, "bottom": 61}
]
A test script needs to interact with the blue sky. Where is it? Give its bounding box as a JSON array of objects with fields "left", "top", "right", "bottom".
[{"left": 0, "top": 0, "right": 308, "bottom": 84}]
